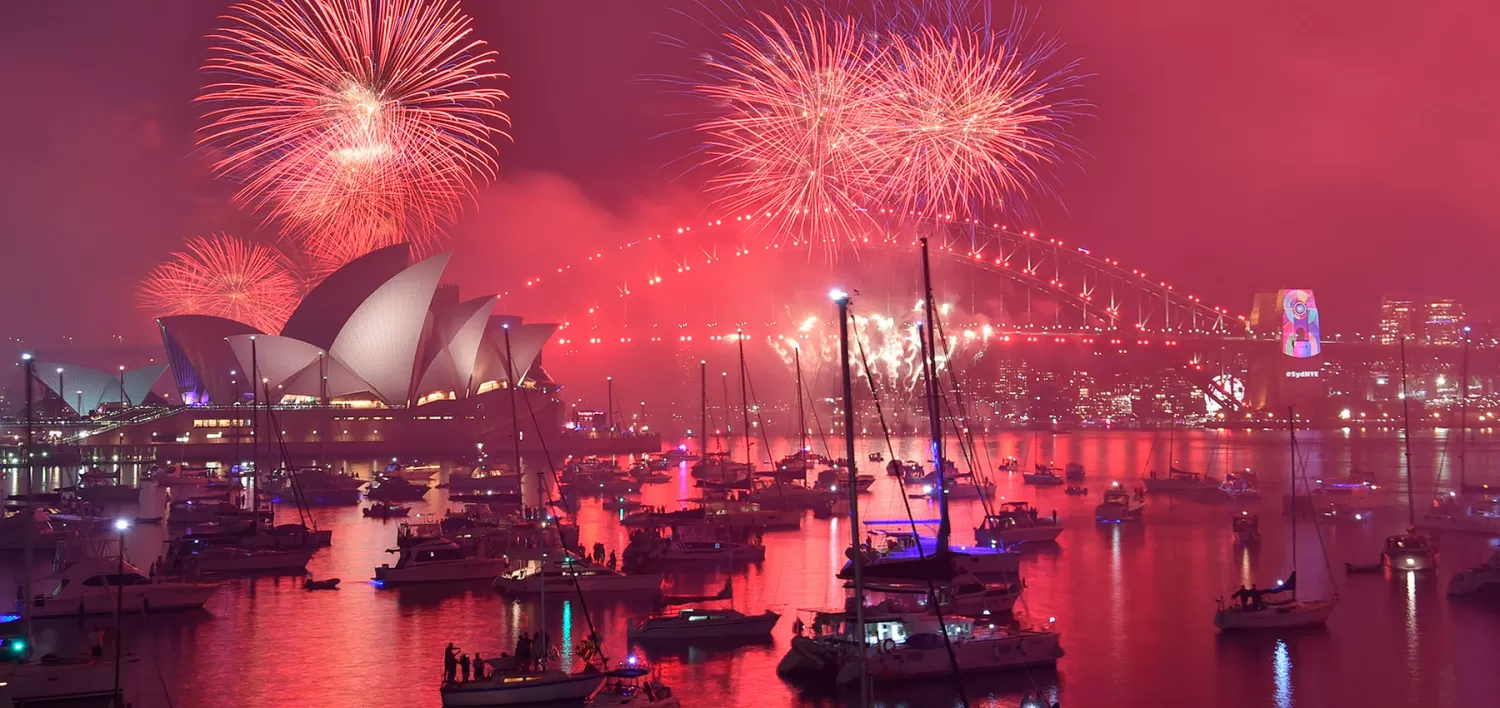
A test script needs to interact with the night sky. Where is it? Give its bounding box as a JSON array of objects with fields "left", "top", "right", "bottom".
[{"left": 1, "top": 0, "right": 1494, "bottom": 347}]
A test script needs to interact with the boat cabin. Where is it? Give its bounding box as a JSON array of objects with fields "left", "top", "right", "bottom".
[{"left": 391, "top": 539, "right": 467, "bottom": 568}]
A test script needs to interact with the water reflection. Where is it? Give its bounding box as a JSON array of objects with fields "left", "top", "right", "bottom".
[{"left": 1273, "top": 639, "right": 1292, "bottom": 708}]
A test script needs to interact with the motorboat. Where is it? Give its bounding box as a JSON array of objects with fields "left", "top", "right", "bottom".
[
  {"left": 974, "top": 502, "right": 1063, "bottom": 546},
  {"left": 386, "top": 462, "right": 442, "bottom": 482},
  {"left": 845, "top": 526, "right": 1020, "bottom": 579},
  {"left": 1232, "top": 511, "right": 1261, "bottom": 544},
  {"left": 746, "top": 480, "right": 831, "bottom": 510},
  {"left": 31, "top": 555, "right": 220, "bottom": 617},
  {"left": 1448, "top": 551, "right": 1500, "bottom": 597},
  {"left": 272, "top": 468, "right": 364, "bottom": 506},
  {"left": 0, "top": 509, "right": 79, "bottom": 551},
  {"left": 447, "top": 466, "right": 520, "bottom": 494},
  {"left": 364, "top": 503, "right": 411, "bottom": 519},
  {"left": 0, "top": 652, "right": 118, "bottom": 706},
  {"left": 1418, "top": 494, "right": 1500, "bottom": 535},
  {"left": 1216, "top": 470, "right": 1263, "bottom": 501},
  {"left": 1094, "top": 488, "right": 1145, "bottom": 523},
  {"left": 374, "top": 538, "right": 512, "bottom": 586},
  {"left": 778, "top": 609, "right": 1061, "bottom": 684},
  {"left": 493, "top": 555, "right": 662, "bottom": 597},
  {"left": 439, "top": 668, "right": 605, "bottom": 707},
  {"left": 916, "top": 473, "right": 996, "bottom": 500},
  {"left": 661, "top": 538, "right": 766, "bottom": 563},
  {"left": 175, "top": 544, "right": 314, "bottom": 574},
  {"left": 590, "top": 664, "right": 680, "bottom": 708},
  {"left": 1064, "top": 485, "right": 1088, "bottom": 496},
  {"left": 814, "top": 469, "right": 875, "bottom": 493},
  {"left": 860, "top": 572, "right": 1024, "bottom": 617},
  {"left": 1063, "top": 463, "right": 1085, "bottom": 482},
  {"left": 1142, "top": 466, "right": 1219, "bottom": 493},
  {"left": 1382, "top": 533, "right": 1438, "bottom": 571},
  {"left": 628, "top": 607, "right": 779, "bottom": 641},
  {"left": 166, "top": 498, "right": 259, "bottom": 525},
  {"left": 186, "top": 522, "right": 330, "bottom": 550},
  {"left": 1021, "top": 465, "right": 1064, "bottom": 486},
  {"left": 698, "top": 497, "right": 802, "bottom": 531},
  {"left": 366, "top": 476, "right": 430, "bottom": 502}
]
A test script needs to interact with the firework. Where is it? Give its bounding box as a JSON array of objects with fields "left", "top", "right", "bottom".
[
  {"left": 695, "top": 10, "right": 887, "bottom": 257},
  {"left": 138, "top": 235, "right": 301, "bottom": 333},
  {"left": 871, "top": 24, "right": 1082, "bottom": 216},
  {"left": 199, "top": 0, "right": 509, "bottom": 274}
]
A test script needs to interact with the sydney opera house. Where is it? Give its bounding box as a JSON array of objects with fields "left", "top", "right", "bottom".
[{"left": 21, "top": 245, "right": 645, "bottom": 460}]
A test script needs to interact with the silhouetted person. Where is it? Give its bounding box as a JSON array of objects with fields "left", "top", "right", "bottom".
[
  {"left": 607, "top": 551, "right": 617, "bottom": 570},
  {"left": 443, "top": 642, "right": 458, "bottom": 683},
  {"left": 1249, "top": 584, "right": 1263, "bottom": 610},
  {"left": 515, "top": 634, "right": 532, "bottom": 671},
  {"left": 459, "top": 653, "right": 470, "bottom": 682},
  {"left": 473, "top": 653, "right": 485, "bottom": 681},
  {"left": 1232, "top": 585, "right": 1249, "bottom": 608}
]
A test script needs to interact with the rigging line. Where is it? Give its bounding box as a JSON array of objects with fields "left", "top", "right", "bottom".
[
  {"left": 1291, "top": 416, "right": 1338, "bottom": 597},
  {"left": 517, "top": 385, "right": 606, "bottom": 667},
  {"left": 930, "top": 310, "right": 997, "bottom": 518},
  {"left": 850, "top": 304, "right": 970, "bottom": 708}
]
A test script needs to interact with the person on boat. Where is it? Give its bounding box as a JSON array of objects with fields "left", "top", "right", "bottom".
[
  {"left": 473, "top": 653, "right": 485, "bottom": 681},
  {"left": 593, "top": 542, "right": 606, "bottom": 563},
  {"left": 607, "top": 551, "right": 617, "bottom": 570},
  {"left": 443, "top": 643, "right": 459, "bottom": 683},
  {"left": 1052, "top": 509, "right": 1058, "bottom": 524},
  {"left": 459, "top": 653, "right": 471, "bottom": 682},
  {"left": 515, "top": 633, "right": 532, "bottom": 671},
  {"left": 1231, "top": 585, "right": 1249, "bottom": 609},
  {"left": 1248, "top": 584, "right": 1264, "bottom": 610}
]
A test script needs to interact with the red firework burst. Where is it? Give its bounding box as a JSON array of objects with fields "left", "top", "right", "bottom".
[
  {"left": 695, "top": 11, "right": 887, "bottom": 257},
  {"left": 872, "top": 25, "right": 1082, "bottom": 217},
  {"left": 138, "top": 235, "right": 301, "bottom": 333},
  {"left": 199, "top": 0, "right": 509, "bottom": 274}
]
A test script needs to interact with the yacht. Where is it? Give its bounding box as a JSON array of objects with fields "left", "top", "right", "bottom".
[
  {"left": 628, "top": 607, "right": 779, "bottom": 641},
  {"left": 386, "top": 462, "right": 442, "bottom": 482},
  {"left": 1214, "top": 589, "right": 1336, "bottom": 630},
  {"left": 746, "top": 480, "right": 831, "bottom": 510},
  {"left": 493, "top": 555, "right": 662, "bottom": 597},
  {"left": 1382, "top": 533, "right": 1438, "bottom": 571},
  {"left": 175, "top": 544, "right": 315, "bottom": 574},
  {"left": 778, "top": 609, "right": 1061, "bottom": 684},
  {"left": 1063, "top": 462, "right": 1086, "bottom": 482},
  {"left": 1142, "top": 466, "right": 1219, "bottom": 493},
  {"left": 861, "top": 572, "right": 1023, "bottom": 617},
  {"left": 699, "top": 497, "right": 802, "bottom": 531},
  {"left": 814, "top": 469, "right": 874, "bottom": 493},
  {"left": 1021, "top": 465, "right": 1063, "bottom": 486},
  {"left": 447, "top": 466, "right": 520, "bottom": 494},
  {"left": 1418, "top": 494, "right": 1500, "bottom": 535},
  {"left": 1448, "top": 551, "right": 1500, "bottom": 597},
  {"left": 918, "top": 473, "right": 996, "bottom": 500},
  {"left": 662, "top": 538, "right": 767, "bottom": 563},
  {"left": 31, "top": 556, "right": 220, "bottom": 617},
  {"left": 166, "top": 498, "right": 259, "bottom": 525},
  {"left": 1216, "top": 470, "right": 1263, "bottom": 501},
  {"left": 366, "top": 476, "right": 430, "bottom": 503},
  {"left": 1094, "top": 488, "right": 1145, "bottom": 523},
  {"left": 974, "top": 502, "right": 1063, "bottom": 546},
  {"left": 848, "top": 527, "right": 1020, "bottom": 579},
  {"left": 0, "top": 510, "right": 78, "bottom": 551},
  {"left": 0, "top": 653, "right": 118, "bottom": 706},
  {"left": 374, "top": 538, "right": 511, "bottom": 586},
  {"left": 439, "top": 668, "right": 605, "bottom": 706}
]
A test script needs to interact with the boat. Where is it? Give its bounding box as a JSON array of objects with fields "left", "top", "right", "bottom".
[
  {"left": 860, "top": 572, "right": 1023, "bottom": 617},
  {"left": 373, "top": 538, "right": 511, "bottom": 586},
  {"left": 1063, "top": 462, "right": 1085, "bottom": 482},
  {"left": 697, "top": 497, "right": 801, "bottom": 531},
  {"left": 1448, "top": 551, "right": 1500, "bottom": 597},
  {"left": 628, "top": 606, "right": 779, "bottom": 641},
  {"left": 1385, "top": 341, "right": 1438, "bottom": 572},
  {"left": 1418, "top": 494, "right": 1500, "bottom": 535},
  {"left": 447, "top": 466, "right": 520, "bottom": 494},
  {"left": 0, "top": 651, "right": 119, "bottom": 706},
  {"left": 590, "top": 663, "right": 679, "bottom": 708},
  {"left": 0, "top": 509, "right": 79, "bottom": 551},
  {"left": 174, "top": 544, "right": 314, "bottom": 574},
  {"left": 661, "top": 537, "right": 766, "bottom": 563},
  {"left": 1216, "top": 469, "right": 1264, "bottom": 501},
  {"left": 1214, "top": 409, "right": 1337, "bottom": 631},
  {"left": 31, "top": 553, "right": 220, "bottom": 617},
  {"left": 366, "top": 476, "right": 430, "bottom": 503},
  {"left": 1142, "top": 466, "right": 1219, "bottom": 493},
  {"left": 974, "top": 502, "right": 1063, "bottom": 546},
  {"left": 386, "top": 462, "right": 442, "bottom": 482},
  {"left": 165, "top": 498, "right": 259, "bottom": 525},
  {"left": 363, "top": 503, "right": 411, "bottom": 519},
  {"left": 845, "top": 524, "right": 1020, "bottom": 579},
  {"left": 778, "top": 608, "right": 1062, "bottom": 683},
  {"left": 603, "top": 496, "right": 646, "bottom": 512},
  {"left": 916, "top": 472, "right": 996, "bottom": 500},
  {"left": 1064, "top": 485, "right": 1088, "bottom": 496},
  {"left": 493, "top": 555, "right": 662, "bottom": 597},
  {"left": 1094, "top": 487, "right": 1145, "bottom": 523},
  {"left": 273, "top": 468, "right": 364, "bottom": 506},
  {"left": 869, "top": 452, "right": 885, "bottom": 463},
  {"left": 746, "top": 480, "right": 832, "bottom": 510},
  {"left": 1232, "top": 511, "right": 1261, "bottom": 544},
  {"left": 814, "top": 468, "right": 874, "bottom": 493},
  {"left": 304, "top": 577, "right": 340, "bottom": 591},
  {"left": 1021, "top": 464, "right": 1064, "bottom": 486},
  {"left": 440, "top": 668, "right": 605, "bottom": 707}
]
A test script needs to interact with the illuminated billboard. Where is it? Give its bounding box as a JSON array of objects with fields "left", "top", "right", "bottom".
[{"left": 1280, "top": 289, "right": 1320, "bottom": 358}]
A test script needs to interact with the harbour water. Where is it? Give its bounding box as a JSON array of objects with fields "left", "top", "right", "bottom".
[{"left": 5, "top": 428, "right": 1500, "bottom": 707}]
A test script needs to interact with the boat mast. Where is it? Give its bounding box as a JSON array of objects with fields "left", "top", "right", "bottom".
[
  {"left": 1459, "top": 332, "right": 1469, "bottom": 491},
  {"left": 738, "top": 331, "right": 753, "bottom": 472},
  {"left": 21, "top": 354, "right": 34, "bottom": 653},
  {"left": 832, "top": 289, "right": 868, "bottom": 706},
  {"left": 699, "top": 360, "right": 708, "bottom": 460},
  {"left": 1399, "top": 338, "right": 1415, "bottom": 529},
  {"left": 504, "top": 326, "right": 522, "bottom": 488},
  {"left": 919, "top": 237, "right": 949, "bottom": 552},
  {"left": 1288, "top": 406, "right": 1298, "bottom": 602},
  {"left": 250, "top": 336, "right": 260, "bottom": 530},
  {"left": 795, "top": 346, "right": 807, "bottom": 458}
]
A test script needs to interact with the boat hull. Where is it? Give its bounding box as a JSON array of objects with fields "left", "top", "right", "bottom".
[
  {"left": 32, "top": 582, "right": 221, "bottom": 617},
  {"left": 196, "top": 549, "right": 314, "bottom": 573},
  {"left": 1095, "top": 502, "right": 1144, "bottom": 523},
  {"left": 1449, "top": 568, "right": 1500, "bottom": 596},
  {"left": 1021, "top": 474, "right": 1063, "bottom": 487},
  {"left": 375, "top": 559, "right": 511, "bottom": 585},
  {"left": 1214, "top": 600, "right": 1336, "bottom": 630},
  {"left": 629, "top": 610, "right": 779, "bottom": 640},
  {"left": 976, "top": 524, "right": 1063, "bottom": 546},
  {"left": 833, "top": 632, "right": 1062, "bottom": 684},
  {"left": 439, "top": 672, "right": 604, "bottom": 707},
  {"left": 493, "top": 573, "right": 662, "bottom": 596},
  {"left": 1417, "top": 513, "right": 1500, "bottom": 536}
]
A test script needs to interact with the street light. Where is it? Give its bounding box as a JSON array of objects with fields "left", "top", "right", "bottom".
[
  {"left": 112, "top": 518, "right": 130, "bottom": 702},
  {"left": 117, "top": 365, "right": 127, "bottom": 407}
]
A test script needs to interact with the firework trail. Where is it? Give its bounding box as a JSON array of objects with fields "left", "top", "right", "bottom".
[
  {"left": 199, "top": 0, "right": 509, "bottom": 274},
  {"left": 694, "top": 10, "right": 887, "bottom": 258},
  {"left": 872, "top": 24, "right": 1083, "bottom": 217},
  {"left": 138, "top": 235, "right": 301, "bottom": 333}
]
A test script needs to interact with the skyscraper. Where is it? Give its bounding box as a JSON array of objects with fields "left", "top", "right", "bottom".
[
  {"left": 1377, "top": 296, "right": 1416, "bottom": 345},
  {"left": 1423, "top": 298, "right": 1465, "bottom": 346}
]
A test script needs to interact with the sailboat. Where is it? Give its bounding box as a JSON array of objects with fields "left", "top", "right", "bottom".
[
  {"left": 632, "top": 344, "right": 780, "bottom": 643},
  {"left": 442, "top": 326, "right": 605, "bottom": 707},
  {"left": 1419, "top": 332, "right": 1500, "bottom": 535},
  {"left": 1384, "top": 340, "right": 1439, "bottom": 571},
  {"left": 1214, "top": 408, "right": 1337, "bottom": 630}
]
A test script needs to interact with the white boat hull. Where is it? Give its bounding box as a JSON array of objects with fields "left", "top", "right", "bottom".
[
  {"left": 987, "top": 525, "right": 1063, "bottom": 546},
  {"left": 0, "top": 658, "right": 117, "bottom": 704},
  {"left": 1095, "top": 501, "right": 1145, "bottom": 523},
  {"left": 1449, "top": 568, "right": 1500, "bottom": 596},
  {"left": 1214, "top": 600, "right": 1335, "bottom": 630},
  {"left": 375, "top": 558, "right": 511, "bottom": 585},
  {"left": 834, "top": 631, "right": 1062, "bottom": 683},
  {"left": 32, "top": 582, "right": 220, "bottom": 617},
  {"left": 439, "top": 671, "right": 604, "bottom": 706}
]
